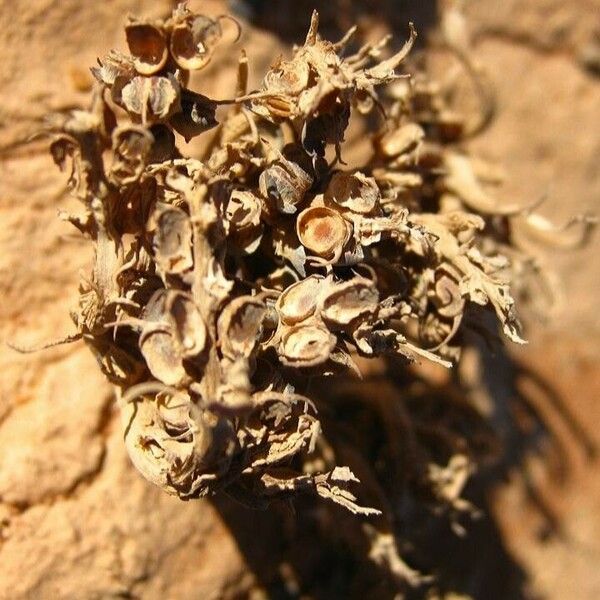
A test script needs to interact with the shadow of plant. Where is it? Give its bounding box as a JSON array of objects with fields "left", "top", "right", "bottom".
[
  {"left": 212, "top": 339, "right": 595, "bottom": 598},
  {"left": 229, "top": 0, "right": 438, "bottom": 48}
]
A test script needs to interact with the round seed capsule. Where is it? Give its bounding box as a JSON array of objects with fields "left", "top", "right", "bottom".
[
  {"left": 170, "top": 16, "right": 222, "bottom": 71},
  {"left": 217, "top": 296, "right": 268, "bottom": 359},
  {"left": 296, "top": 206, "right": 349, "bottom": 259},
  {"left": 276, "top": 275, "right": 325, "bottom": 325},
  {"left": 264, "top": 60, "right": 310, "bottom": 95},
  {"left": 321, "top": 279, "right": 379, "bottom": 326},
  {"left": 326, "top": 171, "right": 380, "bottom": 214},
  {"left": 125, "top": 21, "right": 168, "bottom": 75},
  {"left": 280, "top": 324, "right": 336, "bottom": 367}
]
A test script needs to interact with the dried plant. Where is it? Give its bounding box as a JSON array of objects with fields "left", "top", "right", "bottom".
[{"left": 23, "top": 2, "right": 595, "bottom": 591}]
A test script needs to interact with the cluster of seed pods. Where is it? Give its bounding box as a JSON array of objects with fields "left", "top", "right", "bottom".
[{"left": 45, "top": 3, "right": 569, "bottom": 517}]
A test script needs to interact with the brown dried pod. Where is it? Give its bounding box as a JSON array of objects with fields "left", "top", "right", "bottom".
[
  {"left": 137, "top": 293, "right": 174, "bottom": 381},
  {"left": 259, "top": 155, "right": 313, "bottom": 214},
  {"left": 325, "top": 171, "right": 381, "bottom": 214},
  {"left": 170, "top": 15, "right": 222, "bottom": 71},
  {"left": 320, "top": 278, "right": 379, "bottom": 327},
  {"left": 118, "top": 384, "right": 215, "bottom": 497},
  {"left": 125, "top": 19, "right": 168, "bottom": 75},
  {"left": 109, "top": 124, "right": 153, "bottom": 185},
  {"left": 152, "top": 204, "right": 193, "bottom": 275},
  {"left": 296, "top": 206, "right": 350, "bottom": 260},
  {"left": 276, "top": 275, "right": 326, "bottom": 325},
  {"left": 168, "top": 293, "right": 207, "bottom": 358},
  {"left": 225, "top": 189, "right": 262, "bottom": 230},
  {"left": 224, "top": 189, "right": 264, "bottom": 254},
  {"left": 279, "top": 324, "right": 336, "bottom": 367},
  {"left": 137, "top": 290, "right": 207, "bottom": 385},
  {"left": 217, "top": 296, "right": 268, "bottom": 360},
  {"left": 139, "top": 325, "right": 187, "bottom": 386}
]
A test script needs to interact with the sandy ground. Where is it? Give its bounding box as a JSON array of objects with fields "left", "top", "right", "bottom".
[{"left": 0, "top": 0, "right": 598, "bottom": 598}]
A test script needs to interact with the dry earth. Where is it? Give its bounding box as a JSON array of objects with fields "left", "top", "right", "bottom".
[{"left": 0, "top": 0, "right": 598, "bottom": 598}]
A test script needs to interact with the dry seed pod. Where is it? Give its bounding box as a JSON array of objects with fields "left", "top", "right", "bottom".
[
  {"left": 92, "top": 50, "right": 136, "bottom": 87},
  {"left": 259, "top": 156, "right": 313, "bottom": 214},
  {"left": 271, "top": 226, "right": 308, "bottom": 276},
  {"left": 320, "top": 278, "right": 379, "bottom": 326},
  {"left": 152, "top": 205, "right": 193, "bottom": 275},
  {"left": 169, "top": 89, "right": 218, "bottom": 142},
  {"left": 170, "top": 15, "right": 222, "bottom": 71},
  {"left": 168, "top": 293, "right": 207, "bottom": 358},
  {"left": 263, "top": 59, "right": 310, "bottom": 96},
  {"left": 276, "top": 275, "right": 325, "bottom": 325},
  {"left": 109, "top": 125, "right": 153, "bottom": 185},
  {"left": 326, "top": 171, "right": 381, "bottom": 214},
  {"left": 138, "top": 291, "right": 184, "bottom": 385},
  {"left": 121, "top": 74, "right": 181, "bottom": 122},
  {"left": 279, "top": 324, "right": 336, "bottom": 367},
  {"left": 375, "top": 122, "right": 425, "bottom": 158},
  {"left": 119, "top": 385, "right": 214, "bottom": 496},
  {"left": 139, "top": 326, "right": 186, "bottom": 386},
  {"left": 217, "top": 296, "right": 268, "bottom": 360},
  {"left": 225, "top": 189, "right": 262, "bottom": 230},
  {"left": 296, "top": 206, "right": 350, "bottom": 260},
  {"left": 125, "top": 19, "right": 168, "bottom": 75},
  {"left": 224, "top": 189, "right": 264, "bottom": 254}
]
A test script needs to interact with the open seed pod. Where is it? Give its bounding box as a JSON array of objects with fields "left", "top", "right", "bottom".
[
  {"left": 109, "top": 124, "right": 154, "bottom": 185},
  {"left": 119, "top": 386, "right": 215, "bottom": 496},
  {"left": 170, "top": 15, "right": 222, "bottom": 71},
  {"left": 92, "top": 50, "right": 136, "bottom": 87},
  {"left": 279, "top": 323, "right": 337, "bottom": 367},
  {"left": 152, "top": 204, "right": 194, "bottom": 275},
  {"left": 224, "top": 189, "right": 264, "bottom": 254},
  {"left": 168, "top": 293, "right": 207, "bottom": 358},
  {"left": 125, "top": 19, "right": 168, "bottom": 75},
  {"left": 217, "top": 296, "right": 268, "bottom": 360},
  {"left": 375, "top": 122, "right": 425, "bottom": 159},
  {"left": 120, "top": 74, "right": 181, "bottom": 122},
  {"left": 225, "top": 189, "right": 262, "bottom": 231},
  {"left": 138, "top": 290, "right": 207, "bottom": 386},
  {"left": 139, "top": 324, "right": 186, "bottom": 386},
  {"left": 276, "top": 275, "right": 326, "bottom": 325},
  {"left": 296, "top": 205, "right": 350, "bottom": 260},
  {"left": 263, "top": 58, "right": 311, "bottom": 96},
  {"left": 320, "top": 278, "right": 379, "bottom": 327},
  {"left": 259, "top": 156, "right": 313, "bottom": 214},
  {"left": 325, "top": 171, "right": 381, "bottom": 214}
]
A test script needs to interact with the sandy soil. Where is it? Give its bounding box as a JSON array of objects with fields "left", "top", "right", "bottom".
[{"left": 0, "top": 0, "right": 598, "bottom": 598}]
